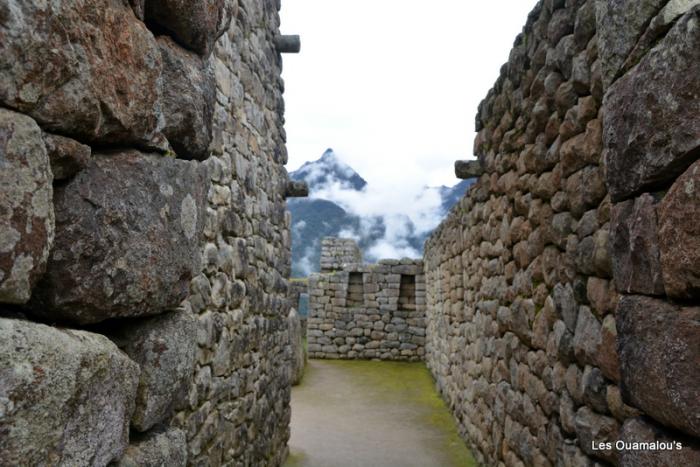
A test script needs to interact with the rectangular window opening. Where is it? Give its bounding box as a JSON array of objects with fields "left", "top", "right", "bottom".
[
  {"left": 398, "top": 274, "right": 416, "bottom": 311},
  {"left": 346, "top": 272, "right": 364, "bottom": 307}
]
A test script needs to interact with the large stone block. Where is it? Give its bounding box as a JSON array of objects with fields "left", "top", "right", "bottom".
[
  {"left": 109, "top": 310, "right": 197, "bottom": 432},
  {"left": 657, "top": 159, "right": 700, "bottom": 299},
  {"left": 610, "top": 194, "right": 665, "bottom": 295},
  {"left": 0, "top": 109, "right": 54, "bottom": 304},
  {"left": 116, "top": 428, "right": 187, "bottom": 467},
  {"left": 0, "top": 317, "right": 140, "bottom": 466},
  {"left": 0, "top": 0, "right": 165, "bottom": 148},
  {"left": 602, "top": 8, "right": 700, "bottom": 201},
  {"left": 145, "top": 0, "right": 234, "bottom": 57},
  {"left": 619, "top": 417, "right": 700, "bottom": 467},
  {"left": 594, "top": 0, "right": 666, "bottom": 88},
  {"left": 617, "top": 295, "right": 700, "bottom": 437},
  {"left": 288, "top": 308, "right": 306, "bottom": 385},
  {"left": 157, "top": 36, "right": 215, "bottom": 161},
  {"left": 29, "top": 151, "right": 208, "bottom": 324}
]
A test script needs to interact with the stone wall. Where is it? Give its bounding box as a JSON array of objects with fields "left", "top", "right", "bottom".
[
  {"left": 598, "top": 1, "right": 700, "bottom": 465},
  {"left": 319, "top": 237, "right": 363, "bottom": 272},
  {"left": 1, "top": 1, "right": 297, "bottom": 466},
  {"left": 307, "top": 239, "right": 426, "bottom": 361},
  {"left": 424, "top": 1, "right": 699, "bottom": 466}
]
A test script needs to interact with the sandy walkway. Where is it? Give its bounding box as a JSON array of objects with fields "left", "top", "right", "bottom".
[{"left": 284, "top": 360, "right": 476, "bottom": 467}]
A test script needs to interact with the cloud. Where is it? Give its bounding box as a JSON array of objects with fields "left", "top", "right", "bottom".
[
  {"left": 280, "top": 0, "right": 538, "bottom": 187},
  {"left": 301, "top": 152, "right": 453, "bottom": 262}
]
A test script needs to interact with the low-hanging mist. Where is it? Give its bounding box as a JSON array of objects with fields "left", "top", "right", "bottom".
[{"left": 288, "top": 149, "right": 473, "bottom": 276}]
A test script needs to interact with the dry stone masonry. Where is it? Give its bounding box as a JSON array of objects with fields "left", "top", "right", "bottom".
[
  {"left": 1, "top": 0, "right": 300, "bottom": 465},
  {"left": 307, "top": 238, "right": 426, "bottom": 361},
  {"left": 424, "top": 1, "right": 700, "bottom": 466}
]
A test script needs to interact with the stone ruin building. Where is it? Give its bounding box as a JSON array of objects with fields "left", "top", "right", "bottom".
[
  {"left": 1, "top": 0, "right": 699, "bottom": 466},
  {"left": 307, "top": 238, "right": 426, "bottom": 361}
]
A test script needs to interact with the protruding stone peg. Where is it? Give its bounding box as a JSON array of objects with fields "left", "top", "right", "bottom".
[
  {"left": 455, "top": 160, "right": 484, "bottom": 179},
  {"left": 285, "top": 180, "right": 309, "bottom": 198},
  {"left": 274, "top": 35, "right": 301, "bottom": 53}
]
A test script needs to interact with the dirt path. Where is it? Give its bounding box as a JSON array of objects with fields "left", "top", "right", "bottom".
[{"left": 284, "top": 360, "right": 477, "bottom": 467}]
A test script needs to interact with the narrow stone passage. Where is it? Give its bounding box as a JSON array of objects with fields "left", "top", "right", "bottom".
[{"left": 285, "top": 360, "right": 476, "bottom": 467}]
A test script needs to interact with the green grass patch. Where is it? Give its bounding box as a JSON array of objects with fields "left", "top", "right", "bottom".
[{"left": 320, "top": 360, "right": 477, "bottom": 467}]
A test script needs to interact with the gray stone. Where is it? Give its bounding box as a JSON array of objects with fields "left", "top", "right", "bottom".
[
  {"left": 455, "top": 160, "right": 484, "bottom": 179},
  {"left": 116, "top": 427, "right": 187, "bottom": 467},
  {"left": 42, "top": 133, "right": 91, "bottom": 180},
  {"left": 573, "top": 0, "right": 596, "bottom": 50},
  {"left": 575, "top": 406, "right": 619, "bottom": 464},
  {"left": 109, "top": 310, "right": 197, "bottom": 432},
  {"left": 581, "top": 366, "right": 607, "bottom": 413},
  {"left": 145, "top": 0, "right": 234, "bottom": 57},
  {"left": 274, "top": 35, "right": 301, "bottom": 53},
  {"left": 610, "top": 194, "right": 665, "bottom": 295},
  {"left": 594, "top": 0, "right": 666, "bottom": 89},
  {"left": 553, "top": 282, "right": 577, "bottom": 332},
  {"left": 602, "top": 8, "right": 700, "bottom": 200},
  {"left": 0, "top": 0, "right": 165, "bottom": 148},
  {"left": 617, "top": 295, "right": 700, "bottom": 437},
  {"left": 285, "top": 180, "right": 310, "bottom": 198},
  {"left": 158, "top": 36, "right": 215, "bottom": 161},
  {"left": 621, "top": 0, "right": 700, "bottom": 77},
  {"left": 573, "top": 306, "right": 601, "bottom": 367},
  {"left": 288, "top": 308, "right": 306, "bottom": 385},
  {"left": 0, "top": 109, "right": 54, "bottom": 304},
  {"left": 657, "top": 159, "right": 700, "bottom": 299},
  {"left": 619, "top": 417, "right": 700, "bottom": 467},
  {"left": 0, "top": 317, "right": 139, "bottom": 466},
  {"left": 28, "top": 151, "right": 208, "bottom": 324}
]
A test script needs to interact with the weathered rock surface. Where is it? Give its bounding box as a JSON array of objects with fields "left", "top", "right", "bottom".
[
  {"left": 0, "top": 109, "right": 54, "bottom": 304},
  {"left": 285, "top": 180, "right": 309, "bottom": 198},
  {"left": 575, "top": 406, "right": 619, "bottom": 464},
  {"left": 42, "top": 133, "right": 91, "bottom": 180},
  {"left": 594, "top": 0, "right": 666, "bottom": 88},
  {"left": 28, "top": 151, "right": 209, "bottom": 324},
  {"left": 145, "top": 0, "right": 234, "bottom": 57},
  {"left": 0, "top": 317, "right": 140, "bottom": 466},
  {"left": 602, "top": 7, "right": 700, "bottom": 200},
  {"left": 610, "top": 194, "right": 665, "bottom": 295},
  {"left": 617, "top": 295, "right": 700, "bottom": 437},
  {"left": 157, "top": 36, "right": 215, "bottom": 161},
  {"left": 116, "top": 428, "right": 187, "bottom": 467},
  {"left": 455, "top": 159, "right": 484, "bottom": 179},
  {"left": 619, "top": 417, "right": 700, "bottom": 467},
  {"left": 109, "top": 310, "right": 197, "bottom": 432},
  {"left": 0, "top": 0, "right": 165, "bottom": 148},
  {"left": 657, "top": 159, "right": 700, "bottom": 299},
  {"left": 288, "top": 308, "right": 306, "bottom": 385},
  {"left": 620, "top": 0, "right": 700, "bottom": 76}
]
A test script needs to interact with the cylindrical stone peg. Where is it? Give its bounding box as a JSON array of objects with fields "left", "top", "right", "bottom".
[{"left": 274, "top": 35, "right": 301, "bottom": 53}]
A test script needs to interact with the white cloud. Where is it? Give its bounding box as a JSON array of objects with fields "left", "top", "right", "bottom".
[{"left": 280, "top": 0, "right": 538, "bottom": 187}]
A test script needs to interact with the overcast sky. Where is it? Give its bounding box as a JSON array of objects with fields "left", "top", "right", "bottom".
[{"left": 279, "top": 0, "right": 537, "bottom": 188}]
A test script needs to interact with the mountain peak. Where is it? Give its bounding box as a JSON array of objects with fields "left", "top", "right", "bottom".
[{"left": 291, "top": 149, "right": 368, "bottom": 192}]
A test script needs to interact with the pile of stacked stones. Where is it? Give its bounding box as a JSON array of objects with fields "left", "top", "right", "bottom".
[
  {"left": 424, "top": 1, "right": 700, "bottom": 466},
  {"left": 0, "top": 0, "right": 299, "bottom": 465},
  {"left": 307, "top": 238, "right": 426, "bottom": 362}
]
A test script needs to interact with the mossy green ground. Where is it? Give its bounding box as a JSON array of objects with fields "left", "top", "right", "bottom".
[{"left": 285, "top": 360, "right": 477, "bottom": 467}]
